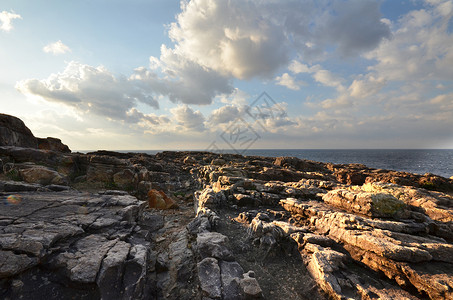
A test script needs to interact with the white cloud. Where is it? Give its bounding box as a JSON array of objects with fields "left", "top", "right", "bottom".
[
  {"left": 275, "top": 73, "right": 304, "bottom": 90},
  {"left": 0, "top": 10, "right": 21, "bottom": 32},
  {"left": 348, "top": 75, "right": 386, "bottom": 99},
  {"left": 365, "top": 1, "right": 453, "bottom": 81},
  {"left": 16, "top": 61, "right": 159, "bottom": 122},
  {"left": 133, "top": 46, "right": 233, "bottom": 105},
  {"left": 313, "top": 69, "right": 344, "bottom": 90},
  {"left": 43, "top": 40, "right": 71, "bottom": 55},
  {"left": 288, "top": 60, "right": 312, "bottom": 74},
  {"left": 164, "top": 0, "right": 390, "bottom": 81},
  {"left": 171, "top": 105, "right": 206, "bottom": 131},
  {"left": 208, "top": 105, "right": 241, "bottom": 125}
]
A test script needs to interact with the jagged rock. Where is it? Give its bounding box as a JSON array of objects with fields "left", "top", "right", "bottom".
[{"left": 1, "top": 118, "right": 453, "bottom": 300}]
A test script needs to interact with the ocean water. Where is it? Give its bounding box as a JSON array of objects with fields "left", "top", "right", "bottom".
[
  {"left": 104, "top": 149, "right": 453, "bottom": 179},
  {"left": 234, "top": 149, "right": 453, "bottom": 179}
]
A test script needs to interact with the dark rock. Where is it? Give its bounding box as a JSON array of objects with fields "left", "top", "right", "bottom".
[
  {"left": 198, "top": 257, "right": 222, "bottom": 299},
  {"left": 0, "top": 113, "right": 37, "bottom": 148},
  {"left": 196, "top": 232, "right": 234, "bottom": 261},
  {"left": 37, "top": 137, "right": 71, "bottom": 153}
]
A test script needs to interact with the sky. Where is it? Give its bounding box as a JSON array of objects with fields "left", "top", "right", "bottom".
[{"left": 1, "top": 0, "right": 453, "bottom": 151}]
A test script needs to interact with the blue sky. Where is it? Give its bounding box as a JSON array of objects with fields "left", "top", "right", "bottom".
[{"left": 1, "top": 0, "right": 452, "bottom": 150}]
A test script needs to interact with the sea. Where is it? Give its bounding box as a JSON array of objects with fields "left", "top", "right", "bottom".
[{"left": 108, "top": 149, "right": 453, "bottom": 179}]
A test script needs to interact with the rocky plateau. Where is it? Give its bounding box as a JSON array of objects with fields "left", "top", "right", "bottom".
[{"left": 1, "top": 113, "right": 453, "bottom": 299}]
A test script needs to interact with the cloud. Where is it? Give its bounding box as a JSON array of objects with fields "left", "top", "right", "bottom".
[
  {"left": 133, "top": 47, "right": 233, "bottom": 105},
  {"left": 319, "top": 0, "right": 391, "bottom": 56},
  {"left": 208, "top": 105, "right": 241, "bottom": 125},
  {"left": 165, "top": 0, "right": 390, "bottom": 81},
  {"left": 16, "top": 61, "right": 159, "bottom": 122},
  {"left": 348, "top": 75, "right": 386, "bottom": 99},
  {"left": 365, "top": 0, "right": 453, "bottom": 81},
  {"left": 275, "top": 73, "right": 304, "bottom": 90},
  {"left": 0, "top": 10, "right": 21, "bottom": 32},
  {"left": 312, "top": 69, "right": 344, "bottom": 90},
  {"left": 43, "top": 40, "right": 71, "bottom": 55},
  {"left": 171, "top": 105, "right": 205, "bottom": 131},
  {"left": 167, "top": 0, "right": 289, "bottom": 80}
]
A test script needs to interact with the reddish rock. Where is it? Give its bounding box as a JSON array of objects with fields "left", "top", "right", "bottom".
[{"left": 147, "top": 189, "right": 178, "bottom": 209}]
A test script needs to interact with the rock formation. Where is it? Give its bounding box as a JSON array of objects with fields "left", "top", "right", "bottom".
[
  {"left": 1, "top": 115, "right": 453, "bottom": 299},
  {"left": 0, "top": 113, "right": 70, "bottom": 152}
]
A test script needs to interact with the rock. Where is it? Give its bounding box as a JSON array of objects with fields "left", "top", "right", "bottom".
[
  {"left": 196, "top": 232, "right": 233, "bottom": 261},
  {"left": 20, "top": 165, "right": 67, "bottom": 185},
  {"left": 198, "top": 257, "right": 222, "bottom": 298},
  {"left": 183, "top": 156, "right": 197, "bottom": 164},
  {"left": 220, "top": 261, "right": 244, "bottom": 300},
  {"left": 147, "top": 189, "right": 178, "bottom": 209},
  {"left": 0, "top": 180, "right": 42, "bottom": 192},
  {"left": 96, "top": 240, "right": 131, "bottom": 299},
  {"left": 0, "top": 113, "right": 37, "bottom": 148},
  {"left": 0, "top": 250, "right": 38, "bottom": 278},
  {"left": 37, "top": 137, "right": 71, "bottom": 153},
  {"left": 322, "top": 189, "right": 407, "bottom": 218},
  {"left": 239, "top": 271, "right": 263, "bottom": 298},
  {"left": 113, "top": 168, "right": 136, "bottom": 189}
]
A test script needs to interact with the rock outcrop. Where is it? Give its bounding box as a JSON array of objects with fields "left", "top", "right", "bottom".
[
  {"left": 0, "top": 114, "right": 37, "bottom": 148},
  {"left": 0, "top": 113, "right": 70, "bottom": 152},
  {"left": 1, "top": 116, "right": 453, "bottom": 299}
]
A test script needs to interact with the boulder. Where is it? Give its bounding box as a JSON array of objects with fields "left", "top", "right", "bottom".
[
  {"left": 147, "top": 189, "right": 178, "bottom": 209},
  {"left": 19, "top": 165, "right": 67, "bottom": 186}
]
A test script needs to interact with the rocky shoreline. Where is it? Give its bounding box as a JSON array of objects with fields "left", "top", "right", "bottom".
[{"left": 1, "top": 114, "right": 453, "bottom": 299}]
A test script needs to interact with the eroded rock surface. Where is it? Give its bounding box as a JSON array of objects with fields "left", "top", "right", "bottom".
[{"left": 1, "top": 131, "right": 453, "bottom": 299}]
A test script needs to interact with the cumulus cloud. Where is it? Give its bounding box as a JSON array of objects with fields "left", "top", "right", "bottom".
[
  {"left": 348, "top": 75, "right": 386, "bottom": 99},
  {"left": 16, "top": 61, "right": 159, "bottom": 122},
  {"left": 208, "top": 105, "right": 241, "bottom": 125},
  {"left": 0, "top": 10, "right": 21, "bottom": 32},
  {"left": 365, "top": 0, "right": 453, "bottom": 81},
  {"left": 171, "top": 105, "right": 206, "bottom": 131},
  {"left": 164, "top": 0, "right": 390, "bottom": 82},
  {"left": 43, "top": 40, "right": 71, "bottom": 55},
  {"left": 275, "top": 73, "right": 304, "bottom": 90}
]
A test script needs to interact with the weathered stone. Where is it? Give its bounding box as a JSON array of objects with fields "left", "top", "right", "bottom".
[
  {"left": 198, "top": 257, "right": 222, "bottom": 299},
  {"left": 196, "top": 232, "right": 233, "bottom": 261},
  {"left": 0, "top": 250, "right": 38, "bottom": 278},
  {"left": 323, "top": 189, "right": 407, "bottom": 218},
  {"left": 220, "top": 260, "right": 244, "bottom": 300},
  {"left": 20, "top": 165, "right": 67, "bottom": 185},
  {"left": 239, "top": 271, "right": 263, "bottom": 298}
]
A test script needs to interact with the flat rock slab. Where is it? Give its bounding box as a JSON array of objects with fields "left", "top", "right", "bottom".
[{"left": 0, "top": 188, "right": 151, "bottom": 299}]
